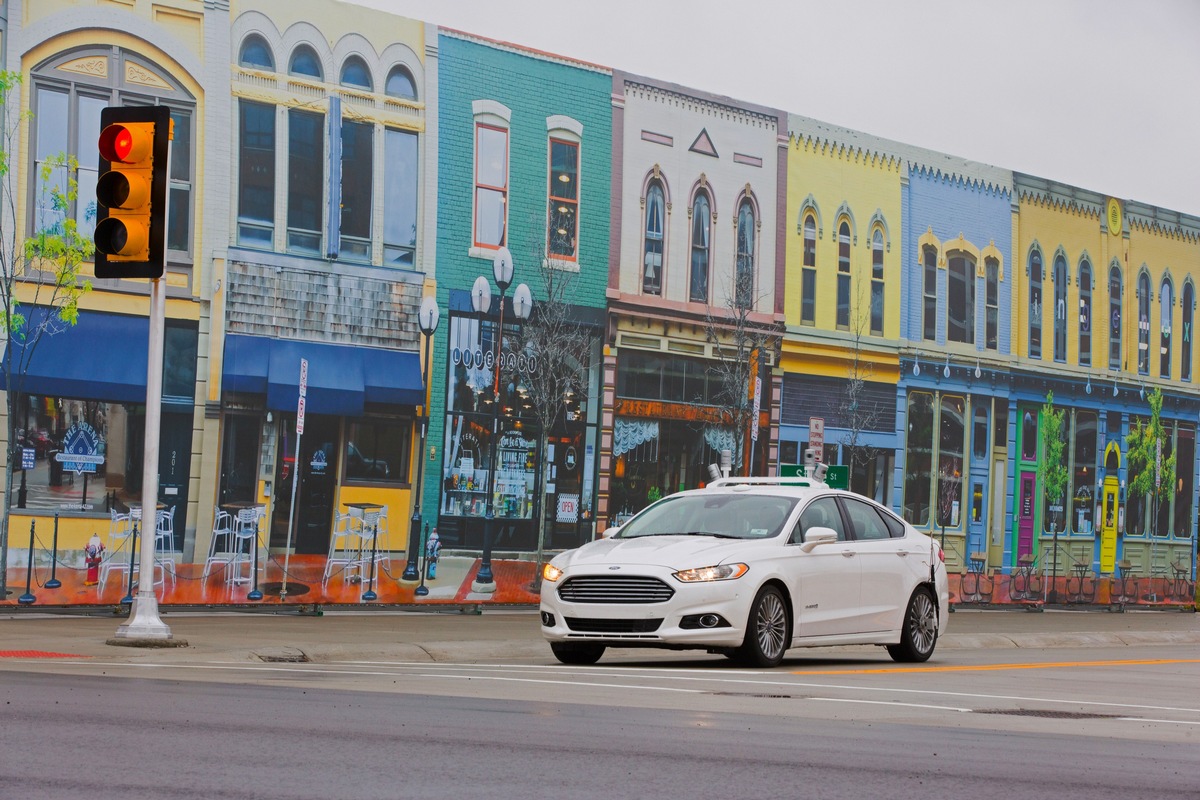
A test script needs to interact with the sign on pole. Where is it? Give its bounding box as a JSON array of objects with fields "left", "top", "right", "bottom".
[
  {"left": 751, "top": 377, "right": 762, "bottom": 442},
  {"left": 296, "top": 358, "right": 308, "bottom": 435},
  {"left": 809, "top": 417, "right": 825, "bottom": 462}
]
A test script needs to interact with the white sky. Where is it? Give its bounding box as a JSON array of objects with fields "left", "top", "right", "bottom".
[{"left": 357, "top": 0, "right": 1200, "bottom": 218}]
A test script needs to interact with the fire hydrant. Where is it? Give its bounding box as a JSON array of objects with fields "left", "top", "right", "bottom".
[
  {"left": 426, "top": 527, "right": 441, "bottom": 580},
  {"left": 84, "top": 533, "right": 105, "bottom": 586}
]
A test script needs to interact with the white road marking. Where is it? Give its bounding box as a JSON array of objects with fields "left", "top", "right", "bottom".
[{"left": 424, "top": 674, "right": 704, "bottom": 693}]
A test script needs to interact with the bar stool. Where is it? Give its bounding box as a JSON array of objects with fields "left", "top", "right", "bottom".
[
  {"left": 99, "top": 507, "right": 134, "bottom": 592},
  {"left": 203, "top": 507, "right": 237, "bottom": 580},
  {"left": 230, "top": 508, "right": 264, "bottom": 585},
  {"left": 323, "top": 511, "right": 359, "bottom": 585},
  {"left": 154, "top": 507, "right": 177, "bottom": 587}
]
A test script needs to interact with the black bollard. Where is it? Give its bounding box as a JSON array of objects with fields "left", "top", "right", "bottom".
[
  {"left": 45, "top": 512, "right": 62, "bottom": 589},
  {"left": 248, "top": 516, "right": 263, "bottom": 601},
  {"left": 414, "top": 523, "right": 429, "bottom": 597},
  {"left": 18, "top": 520, "right": 36, "bottom": 605},
  {"left": 120, "top": 521, "right": 138, "bottom": 606}
]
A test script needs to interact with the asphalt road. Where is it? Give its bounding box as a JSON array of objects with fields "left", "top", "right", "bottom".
[{"left": 3, "top": 640, "right": 1198, "bottom": 799}]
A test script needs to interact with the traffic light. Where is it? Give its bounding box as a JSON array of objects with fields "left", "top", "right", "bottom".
[{"left": 94, "top": 105, "right": 172, "bottom": 279}]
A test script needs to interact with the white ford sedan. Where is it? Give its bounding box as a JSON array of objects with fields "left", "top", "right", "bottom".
[{"left": 540, "top": 476, "right": 948, "bottom": 667}]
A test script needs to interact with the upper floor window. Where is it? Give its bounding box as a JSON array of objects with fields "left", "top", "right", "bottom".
[
  {"left": 923, "top": 245, "right": 937, "bottom": 341},
  {"left": 547, "top": 138, "right": 579, "bottom": 260},
  {"left": 643, "top": 179, "right": 665, "bottom": 295},
  {"left": 985, "top": 257, "right": 999, "bottom": 351},
  {"left": 1160, "top": 277, "right": 1173, "bottom": 378},
  {"left": 341, "top": 56, "right": 373, "bottom": 91},
  {"left": 1053, "top": 254, "right": 1068, "bottom": 362},
  {"left": 870, "top": 228, "right": 884, "bottom": 336},
  {"left": 237, "top": 100, "right": 275, "bottom": 248},
  {"left": 735, "top": 198, "right": 756, "bottom": 309},
  {"left": 947, "top": 253, "right": 975, "bottom": 345},
  {"left": 239, "top": 35, "right": 274, "bottom": 70},
  {"left": 386, "top": 66, "right": 417, "bottom": 100},
  {"left": 289, "top": 45, "right": 323, "bottom": 80},
  {"left": 384, "top": 127, "right": 418, "bottom": 268},
  {"left": 690, "top": 191, "right": 711, "bottom": 303},
  {"left": 1183, "top": 282, "right": 1195, "bottom": 382},
  {"left": 1137, "top": 271, "right": 1151, "bottom": 375},
  {"left": 836, "top": 220, "right": 851, "bottom": 329},
  {"left": 339, "top": 119, "right": 373, "bottom": 261},
  {"left": 32, "top": 48, "right": 194, "bottom": 262},
  {"left": 801, "top": 215, "right": 816, "bottom": 326},
  {"left": 1109, "top": 265, "right": 1123, "bottom": 370},
  {"left": 1079, "top": 259, "right": 1092, "bottom": 367},
  {"left": 474, "top": 122, "right": 509, "bottom": 249},
  {"left": 287, "top": 109, "right": 325, "bottom": 255},
  {"left": 1029, "top": 249, "right": 1043, "bottom": 359}
]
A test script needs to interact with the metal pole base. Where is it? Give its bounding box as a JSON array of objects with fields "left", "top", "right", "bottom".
[
  {"left": 400, "top": 514, "right": 422, "bottom": 583},
  {"left": 114, "top": 594, "right": 173, "bottom": 640}
]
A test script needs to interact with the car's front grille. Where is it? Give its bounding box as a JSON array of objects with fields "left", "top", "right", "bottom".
[
  {"left": 563, "top": 617, "right": 663, "bottom": 633},
  {"left": 557, "top": 576, "right": 675, "bottom": 604}
]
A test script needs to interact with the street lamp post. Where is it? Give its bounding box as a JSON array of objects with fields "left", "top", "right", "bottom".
[
  {"left": 402, "top": 296, "right": 440, "bottom": 583},
  {"left": 472, "top": 247, "right": 531, "bottom": 591}
]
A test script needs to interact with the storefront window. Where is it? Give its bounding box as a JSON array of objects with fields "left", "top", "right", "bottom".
[
  {"left": 218, "top": 414, "right": 260, "bottom": 506},
  {"left": 1175, "top": 425, "right": 1194, "bottom": 537},
  {"left": 1072, "top": 411, "right": 1097, "bottom": 533},
  {"left": 972, "top": 406, "right": 988, "bottom": 460},
  {"left": 1155, "top": 421, "right": 1173, "bottom": 537},
  {"left": 1127, "top": 416, "right": 1146, "bottom": 535},
  {"left": 344, "top": 418, "right": 411, "bottom": 483},
  {"left": 937, "top": 395, "right": 965, "bottom": 528},
  {"left": 1021, "top": 410, "right": 1038, "bottom": 461},
  {"left": 903, "top": 392, "right": 934, "bottom": 526}
]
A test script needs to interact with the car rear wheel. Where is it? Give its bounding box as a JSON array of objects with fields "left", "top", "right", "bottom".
[
  {"left": 550, "top": 642, "right": 605, "bottom": 665},
  {"left": 734, "top": 585, "right": 790, "bottom": 668},
  {"left": 887, "top": 588, "right": 938, "bottom": 663}
]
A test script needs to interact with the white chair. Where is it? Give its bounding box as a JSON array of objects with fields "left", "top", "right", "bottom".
[
  {"left": 373, "top": 505, "right": 391, "bottom": 571},
  {"left": 154, "top": 507, "right": 177, "bottom": 587},
  {"left": 356, "top": 509, "right": 386, "bottom": 577},
  {"left": 202, "top": 507, "right": 238, "bottom": 580},
  {"left": 323, "top": 511, "right": 359, "bottom": 584},
  {"left": 99, "top": 507, "right": 134, "bottom": 592},
  {"left": 229, "top": 507, "right": 265, "bottom": 585}
]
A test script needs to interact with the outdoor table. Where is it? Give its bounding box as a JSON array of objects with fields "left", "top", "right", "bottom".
[{"left": 345, "top": 502, "right": 385, "bottom": 599}]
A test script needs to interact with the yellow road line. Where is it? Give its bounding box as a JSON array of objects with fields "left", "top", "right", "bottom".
[{"left": 794, "top": 658, "right": 1200, "bottom": 675}]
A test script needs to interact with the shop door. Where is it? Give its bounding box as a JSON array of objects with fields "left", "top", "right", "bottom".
[
  {"left": 1100, "top": 477, "right": 1119, "bottom": 573},
  {"left": 157, "top": 411, "right": 193, "bottom": 551},
  {"left": 272, "top": 415, "right": 340, "bottom": 555},
  {"left": 1017, "top": 470, "right": 1036, "bottom": 560}
]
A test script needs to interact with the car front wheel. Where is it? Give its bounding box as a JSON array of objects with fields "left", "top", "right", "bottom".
[
  {"left": 550, "top": 642, "right": 605, "bottom": 665},
  {"left": 734, "top": 585, "right": 790, "bottom": 668},
  {"left": 887, "top": 588, "right": 939, "bottom": 663}
]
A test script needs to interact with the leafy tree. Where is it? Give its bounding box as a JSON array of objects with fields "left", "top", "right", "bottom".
[
  {"left": 841, "top": 287, "right": 881, "bottom": 492},
  {"left": 1038, "top": 392, "right": 1070, "bottom": 533},
  {"left": 0, "top": 71, "right": 93, "bottom": 595},
  {"left": 1126, "top": 387, "right": 1176, "bottom": 536}
]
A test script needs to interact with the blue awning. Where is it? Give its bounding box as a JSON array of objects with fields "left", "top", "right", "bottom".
[
  {"left": 1, "top": 308, "right": 149, "bottom": 403},
  {"left": 224, "top": 334, "right": 422, "bottom": 416}
]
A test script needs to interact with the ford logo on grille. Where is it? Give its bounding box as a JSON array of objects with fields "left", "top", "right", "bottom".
[{"left": 608, "top": 566, "right": 621, "bottom": 570}]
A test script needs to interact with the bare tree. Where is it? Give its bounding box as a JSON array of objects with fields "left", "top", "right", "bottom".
[
  {"left": 705, "top": 269, "right": 778, "bottom": 476},
  {"left": 512, "top": 243, "right": 594, "bottom": 590},
  {"left": 841, "top": 289, "right": 881, "bottom": 493},
  {"left": 0, "top": 72, "right": 93, "bottom": 594}
]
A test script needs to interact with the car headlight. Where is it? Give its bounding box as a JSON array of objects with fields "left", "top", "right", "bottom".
[
  {"left": 672, "top": 563, "right": 749, "bottom": 582},
  {"left": 543, "top": 563, "right": 564, "bottom": 582}
]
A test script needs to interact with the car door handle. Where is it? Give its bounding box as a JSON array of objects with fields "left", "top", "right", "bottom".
[
  {"left": 897, "top": 551, "right": 910, "bottom": 557},
  {"left": 841, "top": 550, "right": 856, "bottom": 558}
]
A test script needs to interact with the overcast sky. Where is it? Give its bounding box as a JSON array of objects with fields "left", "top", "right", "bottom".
[{"left": 358, "top": 0, "right": 1200, "bottom": 217}]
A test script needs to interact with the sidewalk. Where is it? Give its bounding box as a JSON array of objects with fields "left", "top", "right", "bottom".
[{"left": 0, "top": 606, "right": 1196, "bottom": 665}]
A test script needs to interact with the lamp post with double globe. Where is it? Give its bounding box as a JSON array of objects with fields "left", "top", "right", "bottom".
[
  {"left": 402, "top": 295, "right": 440, "bottom": 586},
  {"left": 471, "top": 247, "right": 531, "bottom": 591}
]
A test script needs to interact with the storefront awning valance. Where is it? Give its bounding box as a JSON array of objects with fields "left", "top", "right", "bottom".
[
  {"left": 224, "top": 334, "right": 422, "bottom": 416},
  {"left": 1, "top": 308, "right": 149, "bottom": 403}
]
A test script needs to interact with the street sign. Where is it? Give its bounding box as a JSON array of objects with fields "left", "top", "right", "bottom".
[
  {"left": 751, "top": 377, "right": 762, "bottom": 442},
  {"left": 299, "top": 357, "right": 308, "bottom": 397},
  {"left": 21, "top": 448, "right": 35, "bottom": 470},
  {"left": 297, "top": 396, "right": 306, "bottom": 435},
  {"left": 809, "top": 417, "right": 825, "bottom": 462}
]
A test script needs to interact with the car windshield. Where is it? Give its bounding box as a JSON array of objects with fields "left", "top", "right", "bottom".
[{"left": 616, "top": 493, "right": 798, "bottom": 540}]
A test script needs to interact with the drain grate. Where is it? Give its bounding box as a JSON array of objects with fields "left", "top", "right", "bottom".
[
  {"left": 974, "top": 709, "right": 1119, "bottom": 719},
  {"left": 255, "top": 648, "right": 309, "bottom": 663}
]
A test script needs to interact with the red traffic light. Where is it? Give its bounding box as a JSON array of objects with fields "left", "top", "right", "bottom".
[{"left": 98, "top": 123, "right": 152, "bottom": 164}]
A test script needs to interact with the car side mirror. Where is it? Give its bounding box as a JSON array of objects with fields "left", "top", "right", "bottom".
[
  {"left": 799, "top": 526, "right": 838, "bottom": 552},
  {"left": 602, "top": 526, "right": 621, "bottom": 539}
]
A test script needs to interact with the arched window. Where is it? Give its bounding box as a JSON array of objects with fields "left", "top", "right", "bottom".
[
  {"left": 1029, "top": 250, "right": 1043, "bottom": 359},
  {"left": 801, "top": 215, "right": 816, "bottom": 325},
  {"left": 385, "top": 65, "right": 417, "bottom": 100},
  {"left": 1053, "top": 254, "right": 1068, "bottom": 362},
  {"left": 643, "top": 180, "right": 665, "bottom": 295},
  {"left": 1183, "top": 282, "right": 1195, "bottom": 382},
  {"left": 947, "top": 252, "right": 975, "bottom": 345},
  {"left": 289, "top": 45, "right": 323, "bottom": 80},
  {"left": 923, "top": 245, "right": 937, "bottom": 341},
  {"left": 1160, "top": 277, "right": 1173, "bottom": 378},
  {"left": 340, "top": 56, "right": 372, "bottom": 90},
  {"left": 836, "top": 220, "right": 851, "bottom": 329},
  {"left": 985, "top": 257, "right": 999, "bottom": 350},
  {"left": 689, "top": 191, "right": 711, "bottom": 303},
  {"left": 870, "top": 228, "right": 884, "bottom": 335},
  {"left": 1079, "top": 259, "right": 1092, "bottom": 367},
  {"left": 239, "top": 35, "right": 274, "bottom": 70},
  {"left": 735, "top": 198, "right": 755, "bottom": 309},
  {"left": 1109, "top": 265, "right": 1123, "bottom": 370},
  {"left": 1137, "top": 271, "right": 1151, "bottom": 375}
]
